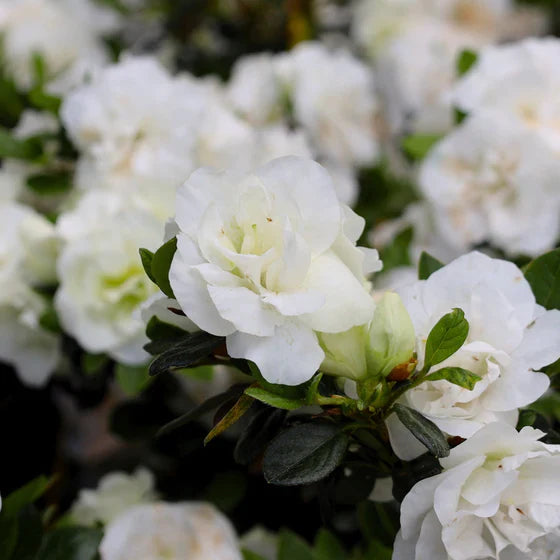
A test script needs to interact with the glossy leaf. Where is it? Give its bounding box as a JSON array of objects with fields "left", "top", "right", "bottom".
[
  {"left": 204, "top": 393, "right": 254, "bottom": 445},
  {"left": 245, "top": 387, "right": 306, "bottom": 410},
  {"left": 151, "top": 237, "right": 177, "bottom": 298},
  {"left": 424, "top": 308, "right": 469, "bottom": 370},
  {"left": 425, "top": 367, "right": 481, "bottom": 390},
  {"left": 418, "top": 251, "right": 444, "bottom": 280},
  {"left": 524, "top": 248, "right": 560, "bottom": 310}
]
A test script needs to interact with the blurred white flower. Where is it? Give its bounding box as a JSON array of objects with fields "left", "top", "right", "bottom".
[
  {"left": 388, "top": 252, "right": 560, "bottom": 459},
  {"left": 55, "top": 191, "right": 162, "bottom": 364},
  {"left": 61, "top": 56, "right": 208, "bottom": 219},
  {"left": 419, "top": 113, "right": 560, "bottom": 256},
  {"left": 453, "top": 37, "right": 560, "bottom": 152},
  {"left": 394, "top": 423, "right": 560, "bottom": 560},
  {"left": 0, "top": 0, "right": 118, "bottom": 93},
  {"left": 100, "top": 502, "right": 242, "bottom": 560},
  {"left": 71, "top": 468, "right": 158, "bottom": 527},
  {"left": 278, "top": 41, "right": 379, "bottom": 167},
  {"left": 170, "top": 156, "right": 380, "bottom": 385},
  {"left": 0, "top": 202, "right": 59, "bottom": 386}
]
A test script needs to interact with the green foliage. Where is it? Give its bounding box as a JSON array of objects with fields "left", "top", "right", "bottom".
[
  {"left": 425, "top": 367, "right": 481, "bottom": 390},
  {"left": 277, "top": 530, "right": 314, "bottom": 560},
  {"left": 401, "top": 134, "right": 442, "bottom": 161},
  {"left": 424, "top": 308, "right": 469, "bottom": 370},
  {"left": 139, "top": 248, "right": 156, "bottom": 283},
  {"left": 379, "top": 226, "right": 413, "bottom": 270},
  {"left": 418, "top": 251, "right": 444, "bottom": 280},
  {"left": 204, "top": 393, "right": 254, "bottom": 445},
  {"left": 248, "top": 362, "right": 312, "bottom": 401},
  {"left": 244, "top": 386, "right": 306, "bottom": 410},
  {"left": 234, "top": 407, "right": 287, "bottom": 465},
  {"left": 263, "top": 423, "right": 349, "bottom": 486},
  {"left": 115, "top": 363, "right": 151, "bottom": 396},
  {"left": 242, "top": 551, "right": 267, "bottom": 560},
  {"left": 313, "top": 529, "right": 346, "bottom": 560},
  {"left": 81, "top": 353, "right": 110, "bottom": 376},
  {"left": 26, "top": 171, "right": 72, "bottom": 195},
  {"left": 393, "top": 404, "right": 450, "bottom": 458},
  {"left": 150, "top": 237, "right": 177, "bottom": 298},
  {"left": 456, "top": 48, "right": 478, "bottom": 76},
  {"left": 148, "top": 331, "right": 224, "bottom": 375},
  {"left": 144, "top": 315, "right": 190, "bottom": 355},
  {"left": 0, "top": 127, "right": 43, "bottom": 160},
  {"left": 35, "top": 527, "right": 103, "bottom": 560},
  {"left": 202, "top": 471, "right": 247, "bottom": 513},
  {"left": 524, "top": 248, "right": 560, "bottom": 310},
  {"left": 2, "top": 475, "right": 54, "bottom": 518}
]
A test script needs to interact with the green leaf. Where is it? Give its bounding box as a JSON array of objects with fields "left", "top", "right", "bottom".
[
  {"left": 248, "top": 362, "right": 310, "bottom": 400},
  {"left": 31, "top": 52, "right": 47, "bottom": 86},
  {"left": 234, "top": 407, "right": 287, "bottom": 465},
  {"left": 0, "top": 127, "right": 42, "bottom": 160},
  {"left": 202, "top": 471, "right": 247, "bottom": 513},
  {"left": 402, "top": 134, "right": 442, "bottom": 161},
  {"left": 35, "top": 527, "right": 103, "bottom": 560},
  {"left": 157, "top": 383, "right": 248, "bottom": 438},
  {"left": 263, "top": 423, "right": 349, "bottom": 486},
  {"left": 456, "top": 48, "right": 478, "bottom": 76},
  {"left": 424, "top": 308, "right": 469, "bottom": 370},
  {"left": 139, "top": 248, "right": 156, "bottom": 283},
  {"left": 39, "top": 305, "right": 61, "bottom": 333},
  {"left": 28, "top": 87, "right": 61, "bottom": 114},
  {"left": 7, "top": 505, "right": 43, "bottom": 560},
  {"left": 529, "top": 392, "right": 560, "bottom": 423},
  {"left": 393, "top": 404, "right": 450, "bottom": 458},
  {"left": 454, "top": 107, "right": 468, "bottom": 125},
  {"left": 143, "top": 315, "right": 190, "bottom": 355},
  {"left": 278, "top": 530, "right": 314, "bottom": 560},
  {"left": 306, "top": 373, "right": 323, "bottom": 405},
  {"left": 151, "top": 237, "right": 177, "bottom": 298},
  {"left": 26, "top": 171, "right": 72, "bottom": 195},
  {"left": 524, "top": 248, "right": 560, "bottom": 310},
  {"left": 81, "top": 353, "right": 109, "bottom": 376},
  {"left": 204, "top": 393, "right": 254, "bottom": 445},
  {"left": 364, "top": 540, "right": 393, "bottom": 560},
  {"left": 313, "top": 529, "right": 346, "bottom": 560},
  {"left": 3, "top": 475, "right": 54, "bottom": 518},
  {"left": 418, "top": 251, "right": 444, "bottom": 280},
  {"left": 149, "top": 331, "right": 225, "bottom": 375},
  {"left": 517, "top": 409, "right": 538, "bottom": 429},
  {"left": 115, "top": 363, "right": 151, "bottom": 396},
  {"left": 380, "top": 226, "right": 413, "bottom": 270},
  {"left": 425, "top": 367, "right": 481, "bottom": 390},
  {"left": 242, "top": 551, "right": 267, "bottom": 560},
  {"left": 245, "top": 387, "right": 306, "bottom": 410}
]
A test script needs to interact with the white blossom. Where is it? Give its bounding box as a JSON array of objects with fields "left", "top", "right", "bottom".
[
  {"left": 394, "top": 423, "right": 560, "bottom": 560},
  {"left": 71, "top": 468, "right": 158, "bottom": 527},
  {"left": 0, "top": 202, "right": 59, "bottom": 386},
  {"left": 99, "top": 502, "right": 242, "bottom": 560},
  {"left": 277, "top": 41, "right": 379, "bottom": 167},
  {"left": 169, "top": 156, "right": 380, "bottom": 385},
  {"left": 0, "top": 0, "right": 118, "bottom": 93},
  {"left": 387, "top": 252, "right": 560, "bottom": 460},
  {"left": 419, "top": 113, "right": 560, "bottom": 256},
  {"left": 55, "top": 191, "right": 162, "bottom": 364}
]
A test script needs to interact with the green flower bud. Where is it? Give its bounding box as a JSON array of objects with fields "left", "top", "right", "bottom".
[{"left": 366, "top": 292, "right": 415, "bottom": 378}]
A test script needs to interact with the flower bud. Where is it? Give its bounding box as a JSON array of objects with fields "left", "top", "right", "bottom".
[{"left": 366, "top": 292, "right": 415, "bottom": 378}]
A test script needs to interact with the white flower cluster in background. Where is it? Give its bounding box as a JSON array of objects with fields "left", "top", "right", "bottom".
[{"left": 352, "top": 0, "right": 546, "bottom": 135}]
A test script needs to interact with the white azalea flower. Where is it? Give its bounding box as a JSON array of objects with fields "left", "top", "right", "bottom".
[
  {"left": 394, "top": 423, "right": 560, "bottom": 560},
  {"left": 55, "top": 191, "right": 162, "bottom": 364},
  {"left": 227, "top": 53, "right": 284, "bottom": 126},
  {"left": 452, "top": 38, "right": 560, "bottom": 152},
  {"left": 169, "top": 156, "right": 380, "bottom": 385},
  {"left": 61, "top": 56, "right": 208, "bottom": 218},
  {"left": 278, "top": 41, "right": 379, "bottom": 167},
  {"left": 387, "top": 252, "right": 560, "bottom": 460},
  {"left": 0, "top": 202, "right": 59, "bottom": 386},
  {"left": 0, "top": 0, "right": 118, "bottom": 93},
  {"left": 99, "top": 502, "right": 242, "bottom": 560},
  {"left": 71, "top": 468, "right": 158, "bottom": 527},
  {"left": 419, "top": 113, "right": 560, "bottom": 256}
]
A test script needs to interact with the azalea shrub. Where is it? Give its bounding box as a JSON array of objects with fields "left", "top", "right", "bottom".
[{"left": 2, "top": 1, "right": 560, "bottom": 559}]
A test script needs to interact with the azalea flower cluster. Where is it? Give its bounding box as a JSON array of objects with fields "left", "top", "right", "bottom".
[{"left": 1, "top": 1, "right": 560, "bottom": 560}]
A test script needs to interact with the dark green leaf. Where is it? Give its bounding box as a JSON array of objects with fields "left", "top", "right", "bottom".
[
  {"left": 151, "top": 237, "right": 177, "bottom": 298},
  {"left": 424, "top": 308, "right": 469, "bottom": 370},
  {"left": 393, "top": 404, "right": 449, "bottom": 458},
  {"left": 28, "top": 88, "right": 61, "bottom": 114},
  {"left": 456, "top": 49, "right": 478, "bottom": 76},
  {"left": 31, "top": 52, "right": 47, "bottom": 86},
  {"left": 157, "top": 383, "right": 248, "bottom": 438},
  {"left": 364, "top": 540, "right": 393, "bottom": 560},
  {"left": 35, "top": 527, "right": 102, "bottom": 560},
  {"left": 402, "top": 134, "right": 442, "bottom": 161},
  {"left": 418, "top": 251, "right": 444, "bottom": 280},
  {"left": 517, "top": 409, "right": 538, "bottom": 429},
  {"left": 26, "top": 171, "right": 71, "bottom": 195},
  {"left": 115, "top": 364, "right": 151, "bottom": 396},
  {"left": 391, "top": 452, "right": 442, "bottom": 502},
  {"left": 313, "top": 529, "right": 346, "bottom": 560},
  {"left": 0, "top": 514, "right": 19, "bottom": 558},
  {"left": 425, "top": 367, "right": 481, "bottom": 390},
  {"left": 145, "top": 315, "right": 188, "bottom": 343},
  {"left": 380, "top": 226, "right": 413, "bottom": 270},
  {"left": 81, "top": 353, "right": 109, "bottom": 376},
  {"left": 139, "top": 248, "right": 156, "bottom": 283},
  {"left": 242, "top": 551, "right": 267, "bottom": 560},
  {"left": 357, "top": 501, "right": 399, "bottom": 547},
  {"left": 39, "top": 305, "right": 61, "bottom": 333},
  {"left": 149, "top": 331, "right": 224, "bottom": 376},
  {"left": 204, "top": 393, "right": 254, "bottom": 445},
  {"left": 245, "top": 387, "right": 306, "bottom": 410},
  {"left": 263, "top": 423, "right": 349, "bottom": 486},
  {"left": 306, "top": 373, "right": 323, "bottom": 405},
  {"left": 202, "top": 471, "right": 247, "bottom": 513},
  {"left": 454, "top": 107, "right": 468, "bottom": 125},
  {"left": 3, "top": 475, "right": 53, "bottom": 518},
  {"left": 7, "top": 505, "right": 43, "bottom": 560},
  {"left": 524, "top": 248, "right": 560, "bottom": 310},
  {"left": 234, "top": 407, "right": 287, "bottom": 465},
  {"left": 278, "top": 530, "right": 314, "bottom": 560},
  {"left": 248, "top": 362, "right": 310, "bottom": 400},
  {"left": 0, "top": 128, "right": 42, "bottom": 160},
  {"left": 529, "top": 392, "right": 560, "bottom": 423}
]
